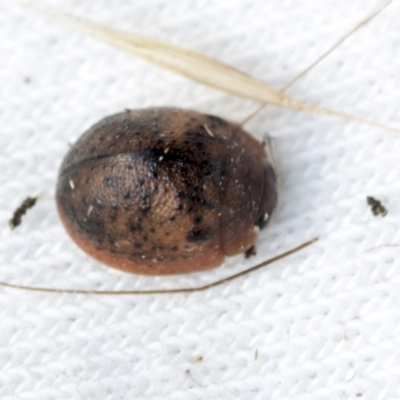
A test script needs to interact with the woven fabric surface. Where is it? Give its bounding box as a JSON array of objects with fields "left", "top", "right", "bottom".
[{"left": 1, "top": 0, "right": 400, "bottom": 399}]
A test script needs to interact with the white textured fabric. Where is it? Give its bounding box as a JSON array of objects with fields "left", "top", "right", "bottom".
[{"left": 1, "top": 0, "right": 400, "bottom": 398}]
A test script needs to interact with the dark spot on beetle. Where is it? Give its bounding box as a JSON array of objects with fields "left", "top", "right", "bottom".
[
  {"left": 165, "top": 232, "right": 170, "bottom": 236},
  {"left": 67, "top": 205, "right": 76, "bottom": 218},
  {"left": 202, "top": 200, "right": 216, "bottom": 210},
  {"left": 123, "top": 190, "right": 130, "bottom": 199},
  {"left": 105, "top": 176, "right": 122, "bottom": 188},
  {"left": 127, "top": 222, "right": 142, "bottom": 233},
  {"left": 136, "top": 179, "right": 144, "bottom": 187},
  {"left": 80, "top": 217, "right": 105, "bottom": 242},
  {"left": 171, "top": 246, "right": 178, "bottom": 251},
  {"left": 150, "top": 245, "right": 156, "bottom": 251},
  {"left": 188, "top": 195, "right": 203, "bottom": 204},
  {"left": 91, "top": 166, "right": 96, "bottom": 172},
  {"left": 89, "top": 147, "right": 96, "bottom": 153},
  {"left": 186, "top": 227, "right": 212, "bottom": 243},
  {"left": 108, "top": 202, "right": 118, "bottom": 218},
  {"left": 194, "top": 216, "right": 203, "bottom": 224},
  {"left": 126, "top": 164, "right": 133, "bottom": 171},
  {"left": 109, "top": 211, "right": 118, "bottom": 222},
  {"left": 134, "top": 243, "right": 142, "bottom": 249},
  {"left": 149, "top": 228, "right": 155, "bottom": 234},
  {"left": 169, "top": 215, "right": 175, "bottom": 221},
  {"left": 86, "top": 178, "right": 92, "bottom": 184},
  {"left": 143, "top": 236, "right": 148, "bottom": 242}
]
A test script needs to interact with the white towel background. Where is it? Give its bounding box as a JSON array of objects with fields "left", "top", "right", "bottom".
[{"left": 1, "top": 0, "right": 400, "bottom": 398}]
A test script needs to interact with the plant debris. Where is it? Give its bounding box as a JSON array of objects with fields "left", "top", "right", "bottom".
[
  {"left": 367, "top": 196, "right": 387, "bottom": 217},
  {"left": 9, "top": 196, "right": 38, "bottom": 229}
]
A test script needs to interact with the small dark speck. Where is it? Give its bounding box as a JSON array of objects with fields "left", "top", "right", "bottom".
[
  {"left": 190, "top": 355, "right": 203, "bottom": 363},
  {"left": 128, "top": 223, "right": 142, "bottom": 233},
  {"left": 356, "top": 394, "right": 362, "bottom": 398},
  {"left": 186, "top": 227, "right": 212, "bottom": 243},
  {"left": 9, "top": 196, "right": 38, "bottom": 229},
  {"left": 367, "top": 196, "right": 387, "bottom": 217},
  {"left": 194, "top": 216, "right": 203, "bottom": 224}
]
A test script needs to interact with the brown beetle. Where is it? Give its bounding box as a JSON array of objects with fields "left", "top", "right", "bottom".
[{"left": 56, "top": 107, "right": 277, "bottom": 275}]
